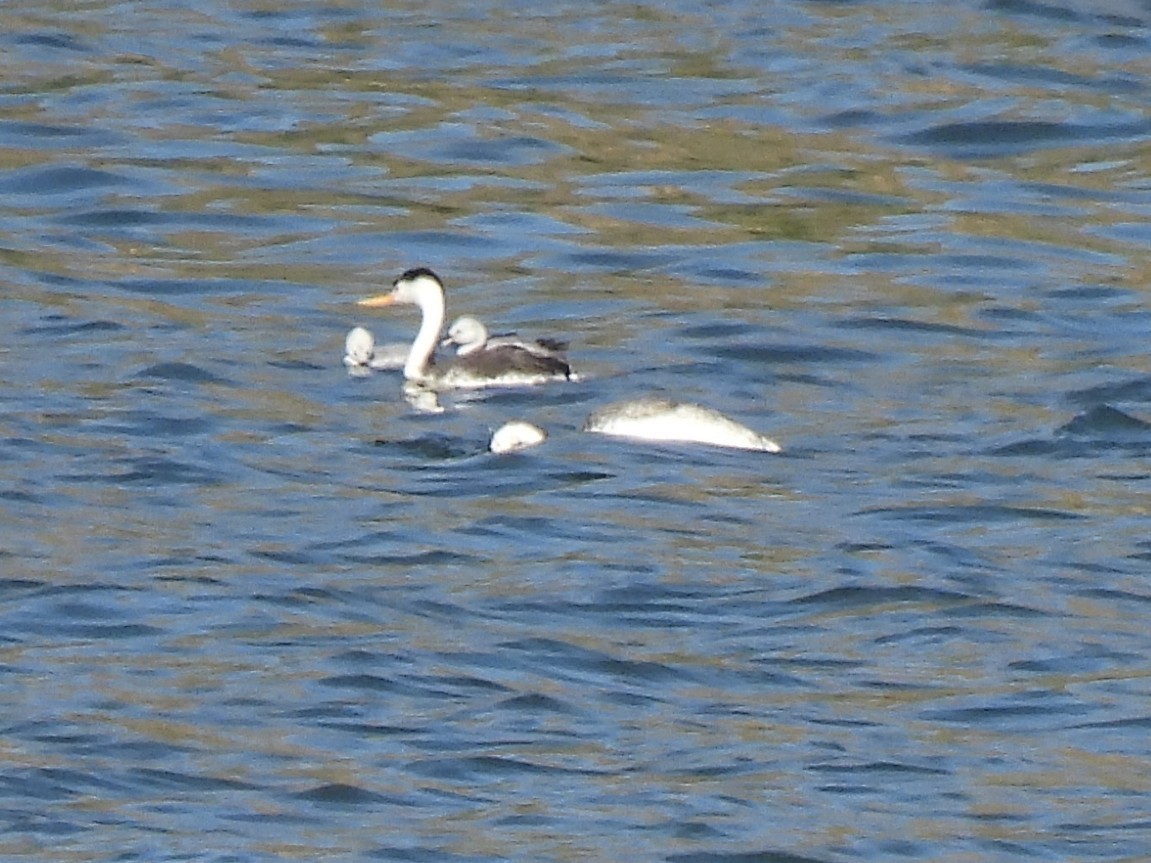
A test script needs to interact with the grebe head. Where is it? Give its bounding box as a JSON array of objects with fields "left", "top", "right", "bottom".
[
  {"left": 344, "top": 326, "right": 375, "bottom": 365},
  {"left": 358, "top": 267, "right": 445, "bottom": 309},
  {"left": 443, "top": 315, "right": 489, "bottom": 355}
]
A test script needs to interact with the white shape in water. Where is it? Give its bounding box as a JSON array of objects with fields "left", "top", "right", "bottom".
[
  {"left": 343, "top": 326, "right": 410, "bottom": 372},
  {"left": 367, "top": 342, "right": 410, "bottom": 370},
  {"left": 443, "top": 315, "right": 569, "bottom": 360},
  {"left": 490, "top": 420, "right": 548, "bottom": 454},
  {"left": 583, "top": 398, "right": 781, "bottom": 452},
  {"left": 343, "top": 326, "right": 375, "bottom": 368},
  {"left": 358, "top": 268, "right": 572, "bottom": 390}
]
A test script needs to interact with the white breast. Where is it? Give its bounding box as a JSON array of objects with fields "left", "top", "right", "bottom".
[
  {"left": 490, "top": 421, "right": 548, "bottom": 454},
  {"left": 583, "top": 399, "right": 781, "bottom": 452}
]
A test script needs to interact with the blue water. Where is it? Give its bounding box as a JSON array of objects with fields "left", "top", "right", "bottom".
[{"left": 3, "top": 1, "right": 1151, "bottom": 860}]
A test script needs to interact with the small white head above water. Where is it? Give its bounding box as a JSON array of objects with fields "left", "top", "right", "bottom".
[
  {"left": 343, "top": 326, "right": 411, "bottom": 372},
  {"left": 490, "top": 421, "right": 548, "bottom": 454},
  {"left": 343, "top": 326, "right": 376, "bottom": 367},
  {"left": 583, "top": 398, "right": 781, "bottom": 452}
]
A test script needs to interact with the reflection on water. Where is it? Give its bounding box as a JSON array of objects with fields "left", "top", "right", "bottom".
[{"left": 3, "top": 0, "right": 1151, "bottom": 860}]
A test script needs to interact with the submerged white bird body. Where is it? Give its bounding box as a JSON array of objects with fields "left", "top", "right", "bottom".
[
  {"left": 488, "top": 399, "right": 782, "bottom": 454},
  {"left": 444, "top": 315, "right": 569, "bottom": 361},
  {"left": 358, "top": 269, "right": 572, "bottom": 390},
  {"left": 489, "top": 420, "right": 548, "bottom": 454},
  {"left": 583, "top": 398, "right": 781, "bottom": 452}
]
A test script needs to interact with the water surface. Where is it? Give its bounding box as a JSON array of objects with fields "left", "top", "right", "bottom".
[{"left": 3, "top": 1, "right": 1151, "bottom": 861}]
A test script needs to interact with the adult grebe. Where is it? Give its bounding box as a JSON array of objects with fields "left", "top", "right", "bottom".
[
  {"left": 358, "top": 268, "right": 573, "bottom": 390},
  {"left": 488, "top": 399, "right": 782, "bottom": 453},
  {"left": 443, "top": 315, "right": 569, "bottom": 360},
  {"left": 343, "top": 326, "right": 409, "bottom": 372},
  {"left": 583, "top": 398, "right": 781, "bottom": 452}
]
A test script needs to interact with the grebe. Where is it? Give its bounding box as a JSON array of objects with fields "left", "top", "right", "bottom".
[
  {"left": 488, "top": 399, "right": 782, "bottom": 453},
  {"left": 584, "top": 398, "right": 781, "bottom": 452},
  {"left": 343, "top": 326, "right": 409, "bottom": 372},
  {"left": 489, "top": 420, "right": 548, "bottom": 454},
  {"left": 358, "top": 268, "right": 572, "bottom": 390},
  {"left": 443, "top": 315, "right": 569, "bottom": 360}
]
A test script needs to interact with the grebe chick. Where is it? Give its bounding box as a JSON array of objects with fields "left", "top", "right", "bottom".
[
  {"left": 343, "top": 326, "right": 410, "bottom": 372},
  {"left": 444, "top": 315, "right": 569, "bottom": 360},
  {"left": 343, "top": 326, "right": 375, "bottom": 370}
]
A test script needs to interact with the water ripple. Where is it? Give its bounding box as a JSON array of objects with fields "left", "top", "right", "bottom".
[{"left": 3, "top": 0, "right": 1151, "bottom": 860}]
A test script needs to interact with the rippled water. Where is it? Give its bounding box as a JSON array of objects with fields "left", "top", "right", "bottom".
[{"left": 4, "top": 1, "right": 1151, "bottom": 860}]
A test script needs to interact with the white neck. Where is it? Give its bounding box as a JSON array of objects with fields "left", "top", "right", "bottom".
[{"left": 404, "top": 284, "right": 446, "bottom": 382}]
